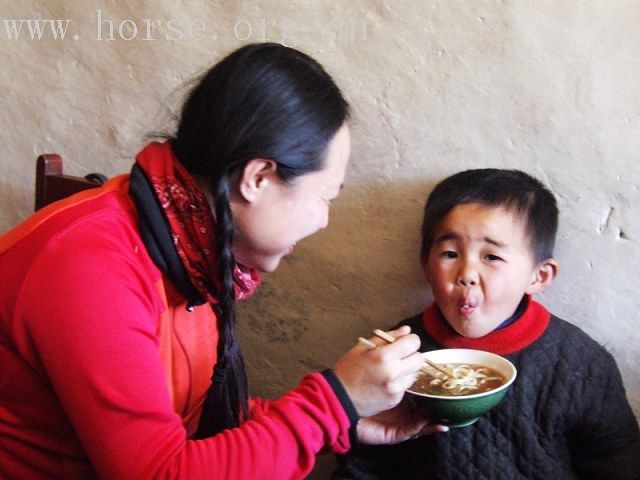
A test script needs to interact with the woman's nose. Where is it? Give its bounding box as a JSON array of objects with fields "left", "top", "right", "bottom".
[{"left": 319, "top": 207, "right": 330, "bottom": 230}]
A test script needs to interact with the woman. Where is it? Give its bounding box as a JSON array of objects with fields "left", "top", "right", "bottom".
[{"left": 0, "top": 43, "right": 428, "bottom": 479}]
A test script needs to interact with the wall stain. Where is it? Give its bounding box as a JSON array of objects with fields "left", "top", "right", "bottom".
[{"left": 245, "top": 310, "right": 309, "bottom": 343}]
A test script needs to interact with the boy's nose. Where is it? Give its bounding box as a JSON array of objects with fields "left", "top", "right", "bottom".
[
  {"left": 458, "top": 277, "right": 478, "bottom": 287},
  {"left": 457, "top": 265, "right": 479, "bottom": 287}
]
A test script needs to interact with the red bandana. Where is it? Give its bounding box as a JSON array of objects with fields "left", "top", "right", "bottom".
[
  {"left": 135, "top": 142, "right": 260, "bottom": 303},
  {"left": 422, "top": 296, "right": 550, "bottom": 355}
]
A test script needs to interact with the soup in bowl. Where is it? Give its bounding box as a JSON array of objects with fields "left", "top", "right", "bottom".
[{"left": 406, "top": 348, "right": 517, "bottom": 427}]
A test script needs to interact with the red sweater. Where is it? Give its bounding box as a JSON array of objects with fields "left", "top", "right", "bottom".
[{"left": 0, "top": 176, "right": 352, "bottom": 479}]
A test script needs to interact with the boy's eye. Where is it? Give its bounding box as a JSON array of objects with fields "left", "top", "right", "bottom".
[{"left": 485, "top": 254, "right": 503, "bottom": 261}]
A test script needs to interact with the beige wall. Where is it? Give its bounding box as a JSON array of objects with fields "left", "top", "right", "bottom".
[{"left": 2, "top": 1, "right": 639, "bottom": 477}]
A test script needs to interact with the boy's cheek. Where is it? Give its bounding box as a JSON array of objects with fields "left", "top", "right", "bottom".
[{"left": 425, "top": 262, "right": 450, "bottom": 286}]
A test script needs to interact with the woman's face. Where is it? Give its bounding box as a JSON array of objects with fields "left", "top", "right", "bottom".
[{"left": 231, "top": 123, "right": 351, "bottom": 272}]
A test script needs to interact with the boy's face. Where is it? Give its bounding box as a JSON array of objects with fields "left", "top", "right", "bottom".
[{"left": 424, "top": 202, "right": 555, "bottom": 338}]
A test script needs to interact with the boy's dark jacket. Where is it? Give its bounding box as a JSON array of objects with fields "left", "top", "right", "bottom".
[{"left": 336, "top": 298, "right": 640, "bottom": 480}]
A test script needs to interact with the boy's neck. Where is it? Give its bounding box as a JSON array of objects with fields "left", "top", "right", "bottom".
[{"left": 496, "top": 296, "right": 528, "bottom": 330}]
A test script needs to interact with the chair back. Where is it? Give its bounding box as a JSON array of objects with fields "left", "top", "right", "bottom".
[{"left": 35, "top": 154, "right": 107, "bottom": 210}]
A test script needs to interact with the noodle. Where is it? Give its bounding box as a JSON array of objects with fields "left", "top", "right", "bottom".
[{"left": 411, "top": 363, "right": 506, "bottom": 396}]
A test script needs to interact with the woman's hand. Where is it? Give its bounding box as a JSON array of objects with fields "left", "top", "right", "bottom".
[
  {"left": 332, "top": 326, "right": 424, "bottom": 417},
  {"left": 356, "top": 400, "right": 449, "bottom": 445}
]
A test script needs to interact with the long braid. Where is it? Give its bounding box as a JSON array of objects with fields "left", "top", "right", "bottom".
[
  {"left": 173, "top": 43, "right": 350, "bottom": 438},
  {"left": 195, "top": 172, "right": 249, "bottom": 438}
]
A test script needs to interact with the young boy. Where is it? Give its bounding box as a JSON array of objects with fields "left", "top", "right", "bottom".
[{"left": 335, "top": 169, "right": 640, "bottom": 479}]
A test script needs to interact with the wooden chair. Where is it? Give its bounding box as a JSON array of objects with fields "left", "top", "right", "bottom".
[{"left": 35, "top": 154, "right": 107, "bottom": 210}]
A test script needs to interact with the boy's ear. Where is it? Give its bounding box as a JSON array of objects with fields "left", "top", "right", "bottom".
[
  {"left": 525, "top": 258, "right": 559, "bottom": 295},
  {"left": 237, "top": 158, "right": 279, "bottom": 203}
]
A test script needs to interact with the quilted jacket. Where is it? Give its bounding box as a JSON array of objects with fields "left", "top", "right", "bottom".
[{"left": 335, "top": 309, "right": 640, "bottom": 479}]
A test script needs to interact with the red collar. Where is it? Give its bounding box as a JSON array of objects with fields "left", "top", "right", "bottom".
[{"left": 422, "top": 296, "right": 550, "bottom": 355}]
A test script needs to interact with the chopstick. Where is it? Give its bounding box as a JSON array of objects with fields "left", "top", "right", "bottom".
[
  {"left": 370, "top": 329, "right": 455, "bottom": 378},
  {"left": 357, "top": 337, "right": 378, "bottom": 349},
  {"left": 372, "top": 328, "right": 399, "bottom": 343}
]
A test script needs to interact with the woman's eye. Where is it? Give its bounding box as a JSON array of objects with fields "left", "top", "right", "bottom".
[{"left": 442, "top": 250, "right": 457, "bottom": 259}]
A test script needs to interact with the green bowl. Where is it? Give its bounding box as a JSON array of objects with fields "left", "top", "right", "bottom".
[{"left": 406, "top": 348, "right": 517, "bottom": 427}]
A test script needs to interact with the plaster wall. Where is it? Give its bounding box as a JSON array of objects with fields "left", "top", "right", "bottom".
[{"left": 1, "top": 1, "right": 638, "bottom": 477}]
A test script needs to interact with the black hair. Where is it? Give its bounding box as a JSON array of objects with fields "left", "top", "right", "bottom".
[
  {"left": 170, "top": 43, "right": 350, "bottom": 439},
  {"left": 420, "top": 169, "right": 558, "bottom": 263}
]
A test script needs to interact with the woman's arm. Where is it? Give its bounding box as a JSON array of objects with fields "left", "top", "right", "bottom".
[{"left": 18, "top": 215, "right": 352, "bottom": 479}]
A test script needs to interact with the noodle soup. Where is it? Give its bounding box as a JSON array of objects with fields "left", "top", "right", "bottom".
[
  {"left": 410, "top": 363, "right": 507, "bottom": 397},
  {"left": 406, "top": 349, "right": 517, "bottom": 427}
]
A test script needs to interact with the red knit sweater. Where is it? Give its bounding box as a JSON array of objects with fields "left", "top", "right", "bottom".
[{"left": 0, "top": 176, "right": 352, "bottom": 479}]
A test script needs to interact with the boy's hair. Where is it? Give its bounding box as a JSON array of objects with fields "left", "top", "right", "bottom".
[{"left": 421, "top": 169, "right": 559, "bottom": 263}]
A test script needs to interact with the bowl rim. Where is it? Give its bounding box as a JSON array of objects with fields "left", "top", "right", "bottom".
[{"left": 406, "top": 348, "right": 517, "bottom": 400}]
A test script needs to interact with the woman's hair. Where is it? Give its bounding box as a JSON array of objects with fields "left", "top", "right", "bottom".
[
  {"left": 420, "top": 169, "right": 559, "bottom": 264},
  {"left": 170, "top": 43, "right": 350, "bottom": 438}
]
